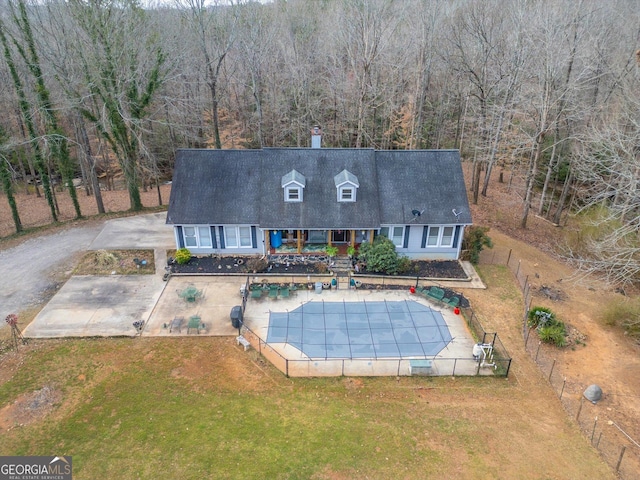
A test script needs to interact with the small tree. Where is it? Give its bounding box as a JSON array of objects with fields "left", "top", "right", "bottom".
[
  {"left": 358, "top": 237, "right": 402, "bottom": 274},
  {"left": 462, "top": 226, "right": 493, "bottom": 264}
]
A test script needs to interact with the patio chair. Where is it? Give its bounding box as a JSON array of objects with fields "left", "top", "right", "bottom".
[
  {"left": 268, "top": 285, "right": 280, "bottom": 298},
  {"left": 444, "top": 296, "right": 460, "bottom": 308},
  {"left": 280, "top": 286, "right": 290, "bottom": 298},
  {"left": 187, "top": 315, "right": 203, "bottom": 334},
  {"left": 250, "top": 284, "right": 263, "bottom": 299},
  {"left": 426, "top": 286, "right": 445, "bottom": 302}
]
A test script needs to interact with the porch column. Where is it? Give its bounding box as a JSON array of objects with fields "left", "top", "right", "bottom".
[
  {"left": 328, "top": 231, "right": 332, "bottom": 247},
  {"left": 369, "top": 230, "right": 375, "bottom": 243},
  {"left": 297, "top": 230, "right": 302, "bottom": 254},
  {"left": 265, "top": 229, "right": 270, "bottom": 254},
  {"left": 350, "top": 230, "right": 356, "bottom": 247}
]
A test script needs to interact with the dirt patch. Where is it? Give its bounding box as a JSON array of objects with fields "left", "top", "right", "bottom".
[
  {"left": 534, "top": 284, "right": 567, "bottom": 302},
  {"left": 74, "top": 249, "right": 156, "bottom": 275},
  {"left": 0, "top": 385, "right": 61, "bottom": 431}
]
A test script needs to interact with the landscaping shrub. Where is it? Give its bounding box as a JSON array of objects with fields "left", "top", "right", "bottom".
[
  {"left": 528, "top": 306, "right": 568, "bottom": 347},
  {"left": 462, "top": 226, "right": 493, "bottom": 265},
  {"left": 93, "top": 250, "right": 118, "bottom": 268},
  {"left": 538, "top": 323, "right": 567, "bottom": 347},
  {"left": 246, "top": 256, "right": 268, "bottom": 273},
  {"left": 358, "top": 237, "right": 403, "bottom": 275},
  {"left": 175, "top": 248, "right": 192, "bottom": 265},
  {"left": 527, "top": 306, "right": 555, "bottom": 328}
]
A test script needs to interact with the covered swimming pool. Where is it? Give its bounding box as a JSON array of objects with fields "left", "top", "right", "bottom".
[{"left": 266, "top": 300, "right": 452, "bottom": 359}]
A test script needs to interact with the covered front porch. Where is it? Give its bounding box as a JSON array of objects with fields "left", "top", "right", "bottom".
[{"left": 266, "top": 228, "right": 374, "bottom": 254}]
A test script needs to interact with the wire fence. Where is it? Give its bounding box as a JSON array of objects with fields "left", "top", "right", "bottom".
[
  {"left": 238, "top": 273, "right": 512, "bottom": 379},
  {"left": 479, "top": 246, "right": 639, "bottom": 478}
]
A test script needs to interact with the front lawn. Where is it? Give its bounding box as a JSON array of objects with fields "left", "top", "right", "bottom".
[{"left": 0, "top": 331, "right": 614, "bottom": 479}]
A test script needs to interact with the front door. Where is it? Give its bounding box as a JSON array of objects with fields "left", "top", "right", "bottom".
[{"left": 332, "top": 230, "right": 349, "bottom": 243}]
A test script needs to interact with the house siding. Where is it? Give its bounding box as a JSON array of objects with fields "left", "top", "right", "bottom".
[
  {"left": 394, "top": 224, "right": 465, "bottom": 260},
  {"left": 167, "top": 148, "right": 472, "bottom": 261},
  {"left": 174, "top": 224, "right": 262, "bottom": 255}
]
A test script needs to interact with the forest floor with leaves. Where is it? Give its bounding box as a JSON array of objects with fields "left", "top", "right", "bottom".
[{"left": 0, "top": 170, "right": 639, "bottom": 477}]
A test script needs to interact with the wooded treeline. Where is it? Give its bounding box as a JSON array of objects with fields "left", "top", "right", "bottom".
[{"left": 1, "top": 0, "right": 640, "bottom": 284}]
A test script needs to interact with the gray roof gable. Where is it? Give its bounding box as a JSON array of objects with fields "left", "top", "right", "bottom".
[
  {"left": 167, "top": 148, "right": 471, "bottom": 228},
  {"left": 334, "top": 169, "right": 359, "bottom": 187},
  {"left": 281, "top": 169, "right": 306, "bottom": 188}
]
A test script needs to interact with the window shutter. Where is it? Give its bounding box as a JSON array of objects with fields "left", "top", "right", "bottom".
[
  {"left": 453, "top": 225, "right": 461, "bottom": 248},
  {"left": 403, "top": 226, "right": 410, "bottom": 249},
  {"left": 421, "top": 226, "right": 428, "bottom": 248},
  {"left": 251, "top": 226, "right": 257, "bottom": 248},
  {"left": 176, "top": 226, "right": 185, "bottom": 249},
  {"left": 218, "top": 226, "right": 225, "bottom": 249},
  {"left": 210, "top": 226, "right": 217, "bottom": 249}
]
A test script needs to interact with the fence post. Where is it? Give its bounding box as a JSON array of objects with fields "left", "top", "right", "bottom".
[
  {"left": 452, "top": 358, "right": 457, "bottom": 376},
  {"left": 535, "top": 341, "right": 541, "bottom": 362},
  {"left": 515, "top": 259, "right": 521, "bottom": 277},
  {"left": 548, "top": 359, "right": 556, "bottom": 382},
  {"left": 590, "top": 416, "right": 598, "bottom": 443},
  {"left": 560, "top": 377, "right": 566, "bottom": 399},
  {"left": 616, "top": 446, "right": 626, "bottom": 472},
  {"left": 286, "top": 359, "right": 289, "bottom": 378},
  {"left": 506, "top": 248, "right": 512, "bottom": 266},
  {"left": 504, "top": 359, "right": 512, "bottom": 378},
  {"left": 576, "top": 397, "right": 584, "bottom": 421}
]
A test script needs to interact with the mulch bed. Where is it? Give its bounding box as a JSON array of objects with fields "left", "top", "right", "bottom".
[{"left": 171, "top": 256, "right": 468, "bottom": 279}]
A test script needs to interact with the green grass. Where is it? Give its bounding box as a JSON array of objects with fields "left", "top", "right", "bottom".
[
  {"left": 0, "top": 338, "right": 511, "bottom": 479},
  {"left": 0, "top": 326, "right": 614, "bottom": 479}
]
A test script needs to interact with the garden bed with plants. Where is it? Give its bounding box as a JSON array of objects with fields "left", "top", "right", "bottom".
[
  {"left": 169, "top": 251, "right": 468, "bottom": 279},
  {"left": 74, "top": 249, "right": 155, "bottom": 275}
]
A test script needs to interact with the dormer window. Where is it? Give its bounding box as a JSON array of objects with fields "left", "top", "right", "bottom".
[
  {"left": 282, "top": 169, "right": 305, "bottom": 203},
  {"left": 287, "top": 187, "right": 300, "bottom": 201},
  {"left": 334, "top": 169, "right": 359, "bottom": 202},
  {"left": 340, "top": 187, "right": 353, "bottom": 201}
]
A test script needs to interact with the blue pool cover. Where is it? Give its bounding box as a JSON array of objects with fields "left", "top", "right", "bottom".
[{"left": 266, "top": 300, "right": 452, "bottom": 359}]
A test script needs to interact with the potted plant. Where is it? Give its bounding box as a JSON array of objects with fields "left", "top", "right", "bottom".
[
  {"left": 347, "top": 245, "right": 357, "bottom": 258},
  {"left": 325, "top": 245, "right": 338, "bottom": 258}
]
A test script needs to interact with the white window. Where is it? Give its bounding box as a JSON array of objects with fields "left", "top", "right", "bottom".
[
  {"left": 441, "top": 226, "right": 454, "bottom": 247},
  {"left": 338, "top": 185, "right": 356, "bottom": 202},
  {"left": 285, "top": 186, "right": 302, "bottom": 202},
  {"left": 183, "top": 226, "right": 211, "bottom": 248},
  {"left": 225, "top": 228, "right": 238, "bottom": 248},
  {"left": 427, "top": 226, "right": 440, "bottom": 246},
  {"left": 391, "top": 226, "right": 404, "bottom": 247},
  {"left": 239, "top": 227, "right": 252, "bottom": 247},
  {"left": 184, "top": 226, "right": 197, "bottom": 247},
  {"left": 224, "top": 226, "right": 253, "bottom": 249},
  {"left": 426, "top": 226, "right": 455, "bottom": 247},
  {"left": 379, "top": 226, "right": 404, "bottom": 247}
]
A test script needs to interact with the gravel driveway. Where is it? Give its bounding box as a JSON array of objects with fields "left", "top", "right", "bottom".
[{"left": 0, "top": 222, "right": 106, "bottom": 329}]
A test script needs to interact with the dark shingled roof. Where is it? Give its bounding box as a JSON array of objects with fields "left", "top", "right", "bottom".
[
  {"left": 167, "top": 148, "right": 471, "bottom": 228},
  {"left": 375, "top": 150, "right": 472, "bottom": 225},
  {"left": 166, "top": 149, "right": 263, "bottom": 225},
  {"left": 259, "top": 148, "right": 379, "bottom": 229}
]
